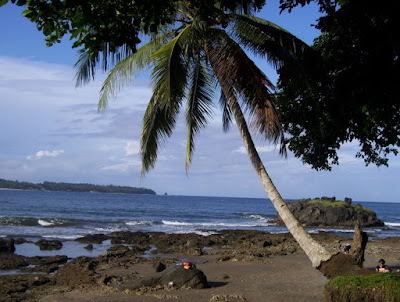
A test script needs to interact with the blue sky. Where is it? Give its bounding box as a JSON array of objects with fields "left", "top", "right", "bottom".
[{"left": 0, "top": 2, "right": 399, "bottom": 202}]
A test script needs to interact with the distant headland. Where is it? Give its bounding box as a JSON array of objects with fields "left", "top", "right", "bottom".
[{"left": 0, "top": 178, "right": 156, "bottom": 195}]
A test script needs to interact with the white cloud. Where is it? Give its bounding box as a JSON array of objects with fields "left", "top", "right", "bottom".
[
  {"left": 233, "top": 145, "right": 276, "bottom": 154},
  {"left": 125, "top": 140, "right": 140, "bottom": 156},
  {"left": 101, "top": 158, "right": 141, "bottom": 172},
  {"left": 0, "top": 56, "right": 71, "bottom": 81},
  {"left": 27, "top": 150, "right": 64, "bottom": 160}
]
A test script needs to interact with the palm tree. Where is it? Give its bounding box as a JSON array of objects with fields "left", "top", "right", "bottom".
[{"left": 76, "top": 1, "right": 332, "bottom": 267}]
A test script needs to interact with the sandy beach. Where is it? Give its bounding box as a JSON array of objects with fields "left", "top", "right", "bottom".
[{"left": 1, "top": 231, "right": 400, "bottom": 302}]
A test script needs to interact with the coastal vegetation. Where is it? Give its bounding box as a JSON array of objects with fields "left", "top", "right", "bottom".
[
  {"left": 0, "top": 178, "right": 155, "bottom": 195},
  {"left": 324, "top": 273, "right": 400, "bottom": 302},
  {"left": 308, "top": 199, "right": 374, "bottom": 213},
  {"left": 278, "top": 0, "right": 400, "bottom": 170}
]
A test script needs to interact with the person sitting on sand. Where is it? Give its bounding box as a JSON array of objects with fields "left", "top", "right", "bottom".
[{"left": 376, "top": 259, "right": 391, "bottom": 273}]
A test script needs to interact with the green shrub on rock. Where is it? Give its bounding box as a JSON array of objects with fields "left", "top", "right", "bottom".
[{"left": 324, "top": 273, "right": 400, "bottom": 302}]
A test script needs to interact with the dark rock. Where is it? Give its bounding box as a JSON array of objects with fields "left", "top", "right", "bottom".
[
  {"left": 84, "top": 244, "right": 94, "bottom": 250},
  {"left": 344, "top": 197, "right": 352, "bottom": 205},
  {"left": 0, "top": 274, "right": 50, "bottom": 302},
  {"left": 35, "top": 239, "right": 63, "bottom": 250},
  {"left": 153, "top": 261, "right": 166, "bottom": 272},
  {"left": 52, "top": 256, "right": 99, "bottom": 289},
  {"left": 104, "top": 245, "right": 130, "bottom": 257},
  {"left": 263, "top": 241, "right": 272, "bottom": 247},
  {"left": 29, "top": 255, "right": 68, "bottom": 266},
  {"left": 75, "top": 234, "right": 107, "bottom": 244},
  {"left": 14, "top": 238, "right": 31, "bottom": 245},
  {"left": 142, "top": 264, "right": 208, "bottom": 289},
  {"left": 23, "top": 255, "right": 68, "bottom": 273},
  {"left": 108, "top": 231, "right": 150, "bottom": 245},
  {"left": 272, "top": 198, "right": 384, "bottom": 227},
  {"left": 0, "top": 254, "right": 29, "bottom": 270},
  {"left": 0, "top": 238, "right": 15, "bottom": 253}
]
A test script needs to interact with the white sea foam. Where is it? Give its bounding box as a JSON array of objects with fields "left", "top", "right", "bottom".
[
  {"left": 385, "top": 222, "right": 400, "bottom": 227},
  {"left": 94, "top": 227, "right": 122, "bottom": 232},
  {"left": 125, "top": 221, "right": 151, "bottom": 226},
  {"left": 38, "top": 219, "right": 55, "bottom": 227},
  {"left": 243, "top": 213, "right": 269, "bottom": 222},
  {"left": 162, "top": 220, "right": 192, "bottom": 226},
  {"left": 161, "top": 220, "right": 272, "bottom": 228},
  {"left": 42, "top": 234, "right": 80, "bottom": 240},
  {"left": 307, "top": 228, "right": 355, "bottom": 234}
]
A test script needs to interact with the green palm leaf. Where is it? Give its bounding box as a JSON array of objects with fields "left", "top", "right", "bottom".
[
  {"left": 98, "top": 30, "right": 177, "bottom": 111},
  {"left": 219, "top": 90, "right": 233, "bottom": 133},
  {"left": 74, "top": 44, "right": 135, "bottom": 87},
  {"left": 185, "top": 55, "right": 214, "bottom": 173},
  {"left": 141, "top": 25, "right": 192, "bottom": 176},
  {"left": 74, "top": 50, "right": 95, "bottom": 87},
  {"left": 140, "top": 95, "right": 177, "bottom": 177},
  {"left": 150, "top": 25, "right": 192, "bottom": 109}
]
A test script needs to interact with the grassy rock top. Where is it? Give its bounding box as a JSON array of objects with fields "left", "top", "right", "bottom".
[{"left": 307, "top": 199, "right": 374, "bottom": 213}]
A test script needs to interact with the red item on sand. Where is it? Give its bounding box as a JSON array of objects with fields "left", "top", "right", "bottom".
[{"left": 182, "top": 261, "right": 192, "bottom": 269}]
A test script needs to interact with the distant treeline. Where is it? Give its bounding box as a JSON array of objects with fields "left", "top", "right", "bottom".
[{"left": 0, "top": 178, "right": 156, "bottom": 195}]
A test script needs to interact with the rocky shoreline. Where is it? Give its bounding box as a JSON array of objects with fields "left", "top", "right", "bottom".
[{"left": 1, "top": 230, "right": 400, "bottom": 302}]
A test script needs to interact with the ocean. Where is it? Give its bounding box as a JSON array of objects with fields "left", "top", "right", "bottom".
[{"left": 1, "top": 190, "right": 400, "bottom": 241}]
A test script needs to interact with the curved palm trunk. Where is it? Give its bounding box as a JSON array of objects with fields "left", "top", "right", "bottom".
[{"left": 229, "top": 99, "right": 332, "bottom": 267}]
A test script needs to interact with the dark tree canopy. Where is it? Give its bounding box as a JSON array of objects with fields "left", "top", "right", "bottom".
[
  {"left": 277, "top": 0, "right": 400, "bottom": 170},
  {"left": 1, "top": 0, "right": 265, "bottom": 77}
]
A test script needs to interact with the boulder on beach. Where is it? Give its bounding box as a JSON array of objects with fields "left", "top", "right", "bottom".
[
  {"left": 0, "top": 238, "right": 15, "bottom": 254},
  {"left": 142, "top": 264, "right": 208, "bottom": 289},
  {"left": 35, "top": 239, "right": 63, "bottom": 251},
  {"left": 75, "top": 234, "right": 108, "bottom": 244},
  {"left": 272, "top": 198, "right": 384, "bottom": 227}
]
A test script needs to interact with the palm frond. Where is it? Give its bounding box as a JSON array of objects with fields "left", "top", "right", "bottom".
[
  {"left": 230, "top": 14, "right": 315, "bottom": 73},
  {"left": 185, "top": 55, "right": 214, "bottom": 173},
  {"left": 98, "top": 30, "right": 177, "bottom": 111},
  {"left": 74, "top": 44, "right": 135, "bottom": 87},
  {"left": 205, "top": 28, "right": 284, "bottom": 146},
  {"left": 74, "top": 50, "right": 95, "bottom": 87},
  {"left": 140, "top": 95, "right": 177, "bottom": 177},
  {"left": 141, "top": 25, "right": 193, "bottom": 176},
  {"left": 150, "top": 25, "right": 192, "bottom": 110},
  {"left": 219, "top": 90, "right": 233, "bottom": 132}
]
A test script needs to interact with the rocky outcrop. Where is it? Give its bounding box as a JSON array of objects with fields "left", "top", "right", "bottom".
[
  {"left": 272, "top": 198, "right": 384, "bottom": 227},
  {"left": 0, "top": 238, "right": 15, "bottom": 253},
  {"left": 35, "top": 239, "right": 63, "bottom": 251},
  {"left": 75, "top": 234, "right": 108, "bottom": 244},
  {"left": 141, "top": 264, "right": 208, "bottom": 289},
  {"left": 52, "top": 256, "right": 100, "bottom": 289}
]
